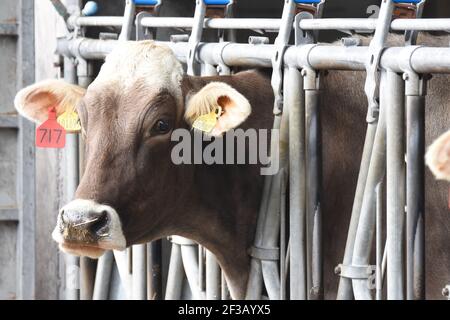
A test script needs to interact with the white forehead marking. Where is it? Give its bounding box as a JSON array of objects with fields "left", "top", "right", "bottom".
[{"left": 92, "top": 40, "right": 184, "bottom": 106}]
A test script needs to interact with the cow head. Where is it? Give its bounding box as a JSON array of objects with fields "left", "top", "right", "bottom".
[
  {"left": 15, "top": 41, "right": 252, "bottom": 258},
  {"left": 426, "top": 129, "right": 450, "bottom": 182}
]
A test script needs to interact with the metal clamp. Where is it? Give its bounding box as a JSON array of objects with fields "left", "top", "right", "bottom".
[
  {"left": 398, "top": 45, "right": 427, "bottom": 96},
  {"left": 248, "top": 246, "right": 280, "bottom": 261},
  {"left": 364, "top": 0, "right": 395, "bottom": 123},
  {"left": 213, "top": 41, "right": 232, "bottom": 75},
  {"left": 335, "top": 264, "right": 375, "bottom": 279}
]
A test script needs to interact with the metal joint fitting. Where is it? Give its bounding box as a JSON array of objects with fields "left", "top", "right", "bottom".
[
  {"left": 397, "top": 45, "right": 427, "bottom": 96},
  {"left": 213, "top": 41, "right": 232, "bottom": 75}
]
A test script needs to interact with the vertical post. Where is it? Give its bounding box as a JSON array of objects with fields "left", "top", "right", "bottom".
[
  {"left": 119, "top": 0, "right": 136, "bottom": 41},
  {"left": 63, "top": 56, "right": 80, "bottom": 300},
  {"left": 132, "top": 244, "right": 147, "bottom": 300},
  {"left": 287, "top": 67, "right": 307, "bottom": 300},
  {"left": 16, "top": 0, "right": 36, "bottom": 300},
  {"left": 405, "top": 74, "right": 425, "bottom": 300},
  {"left": 93, "top": 251, "right": 114, "bottom": 300},
  {"left": 386, "top": 70, "right": 406, "bottom": 300},
  {"left": 147, "top": 240, "right": 162, "bottom": 300},
  {"left": 351, "top": 70, "right": 388, "bottom": 300},
  {"left": 304, "top": 68, "right": 323, "bottom": 300},
  {"left": 165, "top": 243, "right": 184, "bottom": 300}
]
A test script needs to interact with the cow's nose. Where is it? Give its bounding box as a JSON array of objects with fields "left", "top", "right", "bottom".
[{"left": 60, "top": 209, "right": 109, "bottom": 236}]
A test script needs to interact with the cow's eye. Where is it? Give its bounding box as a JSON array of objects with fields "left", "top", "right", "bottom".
[{"left": 152, "top": 119, "right": 171, "bottom": 134}]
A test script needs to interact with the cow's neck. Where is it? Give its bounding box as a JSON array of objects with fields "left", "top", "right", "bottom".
[{"left": 176, "top": 164, "right": 263, "bottom": 299}]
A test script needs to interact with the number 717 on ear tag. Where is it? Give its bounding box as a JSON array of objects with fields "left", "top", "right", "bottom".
[{"left": 36, "top": 108, "right": 66, "bottom": 148}]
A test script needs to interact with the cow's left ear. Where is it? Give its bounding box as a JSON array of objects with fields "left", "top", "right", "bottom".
[
  {"left": 184, "top": 82, "right": 251, "bottom": 136},
  {"left": 426, "top": 130, "right": 450, "bottom": 181}
]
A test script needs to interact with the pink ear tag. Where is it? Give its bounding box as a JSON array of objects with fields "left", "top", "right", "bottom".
[{"left": 36, "top": 108, "right": 66, "bottom": 148}]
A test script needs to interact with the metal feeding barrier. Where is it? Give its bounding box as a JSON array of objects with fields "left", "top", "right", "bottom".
[{"left": 48, "top": 0, "right": 449, "bottom": 300}]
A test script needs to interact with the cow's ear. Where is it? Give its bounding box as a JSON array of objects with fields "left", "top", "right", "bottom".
[
  {"left": 184, "top": 82, "right": 251, "bottom": 136},
  {"left": 14, "top": 79, "right": 86, "bottom": 124},
  {"left": 426, "top": 130, "right": 450, "bottom": 181}
]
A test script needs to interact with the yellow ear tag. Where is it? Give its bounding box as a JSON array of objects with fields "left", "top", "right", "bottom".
[
  {"left": 57, "top": 110, "right": 82, "bottom": 133},
  {"left": 192, "top": 106, "right": 222, "bottom": 133}
]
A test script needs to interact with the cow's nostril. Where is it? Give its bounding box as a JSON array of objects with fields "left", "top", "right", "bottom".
[{"left": 88, "top": 211, "right": 109, "bottom": 236}]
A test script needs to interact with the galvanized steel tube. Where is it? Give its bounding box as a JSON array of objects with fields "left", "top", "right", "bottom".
[
  {"left": 165, "top": 243, "right": 184, "bottom": 300},
  {"left": 132, "top": 244, "right": 147, "bottom": 300},
  {"left": 351, "top": 71, "right": 388, "bottom": 300},
  {"left": 93, "top": 251, "right": 114, "bottom": 300},
  {"left": 406, "top": 94, "right": 426, "bottom": 300},
  {"left": 386, "top": 70, "right": 406, "bottom": 300},
  {"left": 286, "top": 67, "right": 307, "bottom": 300}
]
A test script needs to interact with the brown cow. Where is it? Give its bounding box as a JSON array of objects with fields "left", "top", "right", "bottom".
[
  {"left": 427, "top": 129, "right": 450, "bottom": 181},
  {"left": 14, "top": 34, "right": 450, "bottom": 299}
]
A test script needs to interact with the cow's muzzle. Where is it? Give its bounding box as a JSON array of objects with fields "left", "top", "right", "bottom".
[{"left": 52, "top": 199, "right": 126, "bottom": 258}]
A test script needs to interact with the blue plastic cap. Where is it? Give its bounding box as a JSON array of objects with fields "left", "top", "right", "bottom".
[
  {"left": 133, "top": 0, "right": 159, "bottom": 6},
  {"left": 392, "top": 0, "right": 421, "bottom": 3},
  {"left": 204, "top": 0, "right": 231, "bottom": 5},
  {"left": 82, "top": 1, "right": 98, "bottom": 16},
  {"left": 294, "top": 0, "right": 321, "bottom": 4}
]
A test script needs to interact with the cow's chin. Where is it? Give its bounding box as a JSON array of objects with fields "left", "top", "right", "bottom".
[{"left": 59, "top": 242, "right": 106, "bottom": 259}]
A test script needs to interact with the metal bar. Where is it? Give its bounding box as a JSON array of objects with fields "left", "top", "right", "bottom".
[
  {"left": 376, "top": 183, "right": 383, "bottom": 301},
  {"left": 280, "top": 169, "right": 287, "bottom": 300},
  {"left": 305, "top": 75, "right": 322, "bottom": 300},
  {"left": 147, "top": 240, "right": 162, "bottom": 300},
  {"left": 406, "top": 93, "right": 426, "bottom": 300},
  {"left": 351, "top": 70, "right": 388, "bottom": 300},
  {"left": 165, "top": 243, "right": 184, "bottom": 300},
  {"left": 119, "top": 0, "right": 136, "bottom": 41},
  {"left": 287, "top": 67, "right": 306, "bottom": 300},
  {"left": 93, "top": 251, "right": 114, "bottom": 300},
  {"left": 113, "top": 249, "right": 132, "bottom": 299},
  {"left": 206, "top": 251, "right": 220, "bottom": 300},
  {"left": 57, "top": 37, "right": 450, "bottom": 74},
  {"left": 386, "top": 70, "right": 406, "bottom": 300},
  {"left": 181, "top": 244, "right": 203, "bottom": 300},
  {"left": 337, "top": 118, "right": 377, "bottom": 300},
  {"left": 132, "top": 244, "right": 147, "bottom": 300},
  {"left": 63, "top": 55, "right": 80, "bottom": 300},
  {"left": 80, "top": 258, "right": 96, "bottom": 300},
  {"left": 68, "top": 15, "right": 450, "bottom": 32}
]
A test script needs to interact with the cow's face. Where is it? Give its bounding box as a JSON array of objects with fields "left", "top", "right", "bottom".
[{"left": 14, "top": 41, "right": 252, "bottom": 258}]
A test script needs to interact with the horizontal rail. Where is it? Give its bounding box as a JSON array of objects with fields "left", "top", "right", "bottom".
[
  {"left": 0, "top": 22, "right": 18, "bottom": 36},
  {"left": 0, "top": 114, "right": 19, "bottom": 128},
  {"left": 67, "top": 16, "right": 450, "bottom": 32},
  {"left": 56, "top": 37, "right": 450, "bottom": 74}
]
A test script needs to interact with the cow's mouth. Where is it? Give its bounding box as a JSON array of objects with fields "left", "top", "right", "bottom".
[
  {"left": 52, "top": 199, "right": 127, "bottom": 258},
  {"left": 59, "top": 241, "right": 107, "bottom": 259}
]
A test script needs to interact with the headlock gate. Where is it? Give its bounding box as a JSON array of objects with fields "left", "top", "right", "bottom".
[{"left": 36, "top": 0, "right": 449, "bottom": 300}]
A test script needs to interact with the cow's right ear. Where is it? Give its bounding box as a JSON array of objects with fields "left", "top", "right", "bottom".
[
  {"left": 14, "top": 79, "right": 86, "bottom": 124},
  {"left": 426, "top": 130, "right": 450, "bottom": 181}
]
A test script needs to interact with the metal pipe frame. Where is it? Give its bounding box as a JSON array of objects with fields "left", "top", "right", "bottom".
[
  {"left": 56, "top": 37, "right": 450, "bottom": 74},
  {"left": 68, "top": 15, "right": 450, "bottom": 32}
]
